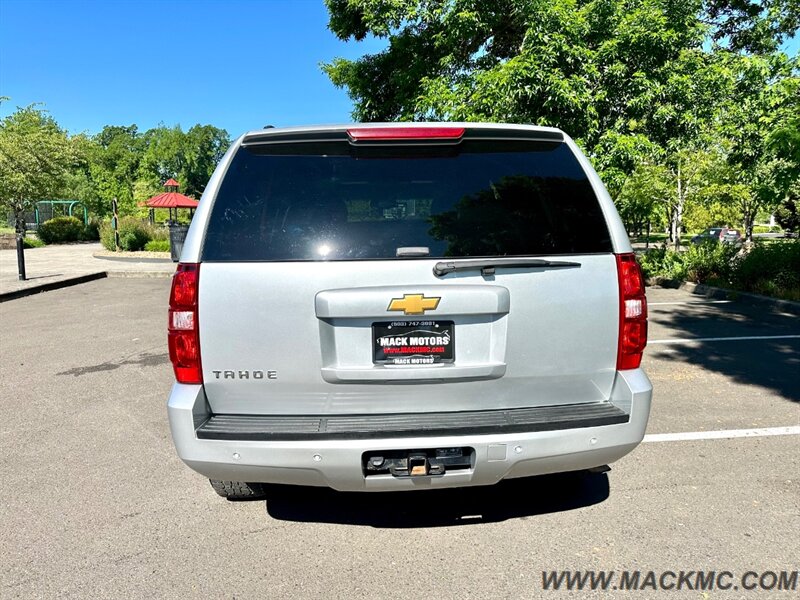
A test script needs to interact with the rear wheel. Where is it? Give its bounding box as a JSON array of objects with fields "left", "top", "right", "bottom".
[{"left": 209, "top": 479, "right": 267, "bottom": 500}]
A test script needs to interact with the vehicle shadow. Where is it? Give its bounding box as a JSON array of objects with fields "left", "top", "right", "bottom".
[
  {"left": 647, "top": 291, "right": 800, "bottom": 402},
  {"left": 261, "top": 471, "right": 609, "bottom": 528}
]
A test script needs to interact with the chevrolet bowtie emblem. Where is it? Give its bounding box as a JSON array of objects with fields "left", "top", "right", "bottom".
[{"left": 387, "top": 293, "right": 441, "bottom": 315}]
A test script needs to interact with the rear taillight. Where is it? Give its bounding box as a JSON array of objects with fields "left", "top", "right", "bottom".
[
  {"left": 616, "top": 253, "right": 647, "bottom": 370},
  {"left": 168, "top": 263, "right": 202, "bottom": 384},
  {"left": 346, "top": 127, "right": 465, "bottom": 141}
]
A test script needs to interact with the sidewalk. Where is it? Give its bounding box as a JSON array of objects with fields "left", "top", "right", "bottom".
[{"left": 0, "top": 243, "right": 175, "bottom": 296}]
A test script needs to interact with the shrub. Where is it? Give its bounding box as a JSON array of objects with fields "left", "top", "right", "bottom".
[
  {"left": 683, "top": 241, "right": 738, "bottom": 284},
  {"left": 119, "top": 228, "right": 150, "bottom": 251},
  {"left": 80, "top": 221, "right": 100, "bottom": 241},
  {"left": 144, "top": 239, "right": 170, "bottom": 252},
  {"left": 639, "top": 239, "right": 799, "bottom": 300},
  {"left": 99, "top": 217, "right": 155, "bottom": 251},
  {"left": 149, "top": 226, "right": 170, "bottom": 242},
  {"left": 37, "top": 216, "right": 83, "bottom": 244},
  {"left": 732, "top": 240, "right": 800, "bottom": 301},
  {"left": 639, "top": 243, "right": 739, "bottom": 285},
  {"left": 638, "top": 247, "right": 687, "bottom": 281},
  {"left": 99, "top": 220, "right": 115, "bottom": 251},
  {"left": 23, "top": 236, "right": 45, "bottom": 248}
]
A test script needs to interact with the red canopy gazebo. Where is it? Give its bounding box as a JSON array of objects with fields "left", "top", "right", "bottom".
[{"left": 145, "top": 179, "right": 199, "bottom": 222}]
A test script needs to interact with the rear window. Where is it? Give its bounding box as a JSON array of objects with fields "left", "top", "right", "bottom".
[{"left": 201, "top": 139, "right": 612, "bottom": 261}]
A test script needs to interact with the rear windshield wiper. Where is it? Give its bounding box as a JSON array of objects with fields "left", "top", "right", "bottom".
[{"left": 433, "top": 258, "right": 581, "bottom": 277}]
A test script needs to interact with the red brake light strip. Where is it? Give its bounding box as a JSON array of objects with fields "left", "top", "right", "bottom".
[{"left": 346, "top": 127, "right": 465, "bottom": 141}]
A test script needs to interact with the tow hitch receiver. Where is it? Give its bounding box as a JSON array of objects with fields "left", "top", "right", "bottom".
[
  {"left": 408, "top": 453, "right": 435, "bottom": 476},
  {"left": 363, "top": 448, "right": 473, "bottom": 478}
]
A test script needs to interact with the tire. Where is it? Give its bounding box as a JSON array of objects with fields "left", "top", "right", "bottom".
[{"left": 209, "top": 479, "right": 267, "bottom": 500}]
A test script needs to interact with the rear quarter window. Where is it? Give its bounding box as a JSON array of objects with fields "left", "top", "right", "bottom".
[{"left": 201, "top": 139, "right": 613, "bottom": 261}]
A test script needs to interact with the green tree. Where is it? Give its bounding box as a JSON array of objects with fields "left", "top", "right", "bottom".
[
  {"left": 137, "top": 124, "right": 230, "bottom": 199},
  {"left": 768, "top": 115, "right": 800, "bottom": 169},
  {"left": 616, "top": 163, "right": 671, "bottom": 237},
  {"left": 325, "top": 0, "right": 708, "bottom": 147},
  {"left": 768, "top": 115, "right": 800, "bottom": 231},
  {"left": 0, "top": 104, "right": 76, "bottom": 279},
  {"left": 0, "top": 105, "right": 76, "bottom": 232},
  {"left": 683, "top": 151, "right": 747, "bottom": 231},
  {"left": 774, "top": 189, "right": 800, "bottom": 231},
  {"left": 323, "top": 0, "right": 798, "bottom": 247},
  {"left": 88, "top": 125, "right": 143, "bottom": 216},
  {"left": 139, "top": 125, "right": 186, "bottom": 190},
  {"left": 59, "top": 133, "right": 98, "bottom": 214},
  {"left": 715, "top": 53, "right": 800, "bottom": 240},
  {"left": 703, "top": 0, "right": 800, "bottom": 53},
  {"left": 183, "top": 124, "right": 230, "bottom": 197},
  {"left": 682, "top": 198, "right": 742, "bottom": 232}
]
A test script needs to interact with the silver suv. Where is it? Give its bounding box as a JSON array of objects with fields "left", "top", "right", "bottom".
[{"left": 166, "top": 123, "right": 652, "bottom": 498}]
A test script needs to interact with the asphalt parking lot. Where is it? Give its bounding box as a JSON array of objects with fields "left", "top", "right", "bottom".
[{"left": 1, "top": 279, "right": 797, "bottom": 598}]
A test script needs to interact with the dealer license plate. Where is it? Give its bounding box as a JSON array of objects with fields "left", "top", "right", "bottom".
[{"left": 372, "top": 321, "right": 455, "bottom": 365}]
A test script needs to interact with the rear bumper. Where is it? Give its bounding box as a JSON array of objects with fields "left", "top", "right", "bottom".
[{"left": 167, "top": 369, "right": 652, "bottom": 492}]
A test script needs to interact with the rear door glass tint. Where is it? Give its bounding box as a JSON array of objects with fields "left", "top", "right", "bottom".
[{"left": 202, "top": 140, "right": 612, "bottom": 261}]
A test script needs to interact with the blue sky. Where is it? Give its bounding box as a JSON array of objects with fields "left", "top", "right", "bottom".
[
  {"left": 1, "top": 0, "right": 797, "bottom": 138},
  {"left": 0, "top": 0, "right": 385, "bottom": 136}
]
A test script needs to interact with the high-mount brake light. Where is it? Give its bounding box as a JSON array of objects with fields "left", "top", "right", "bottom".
[
  {"left": 168, "top": 263, "right": 202, "bottom": 384},
  {"left": 615, "top": 253, "right": 648, "bottom": 370},
  {"left": 346, "top": 127, "right": 465, "bottom": 141}
]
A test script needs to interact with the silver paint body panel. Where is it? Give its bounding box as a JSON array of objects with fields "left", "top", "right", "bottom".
[
  {"left": 168, "top": 369, "right": 651, "bottom": 491},
  {"left": 197, "top": 256, "right": 619, "bottom": 414}
]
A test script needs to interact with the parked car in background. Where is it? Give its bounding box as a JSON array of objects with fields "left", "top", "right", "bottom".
[
  {"left": 691, "top": 227, "right": 727, "bottom": 244},
  {"left": 691, "top": 227, "right": 742, "bottom": 245},
  {"left": 722, "top": 229, "right": 742, "bottom": 245}
]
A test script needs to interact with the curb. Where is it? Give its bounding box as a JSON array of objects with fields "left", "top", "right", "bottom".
[
  {"left": 681, "top": 282, "right": 800, "bottom": 315},
  {"left": 0, "top": 270, "right": 175, "bottom": 301},
  {"left": 107, "top": 271, "right": 173, "bottom": 279},
  {"left": 0, "top": 272, "right": 108, "bottom": 303},
  {"left": 648, "top": 277, "right": 800, "bottom": 315},
  {"left": 93, "top": 253, "right": 173, "bottom": 264},
  {"left": 646, "top": 276, "right": 682, "bottom": 289}
]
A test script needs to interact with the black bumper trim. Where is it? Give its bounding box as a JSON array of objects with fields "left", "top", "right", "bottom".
[{"left": 195, "top": 402, "right": 629, "bottom": 441}]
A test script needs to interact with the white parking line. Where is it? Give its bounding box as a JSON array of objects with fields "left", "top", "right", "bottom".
[
  {"left": 643, "top": 426, "right": 800, "bottom": 443},
  {"left": 649, "top": 301, "right": 732, "bottom": 306},
  {"left": 649, "top": 334, "right": 800, "bottom": 344}
]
